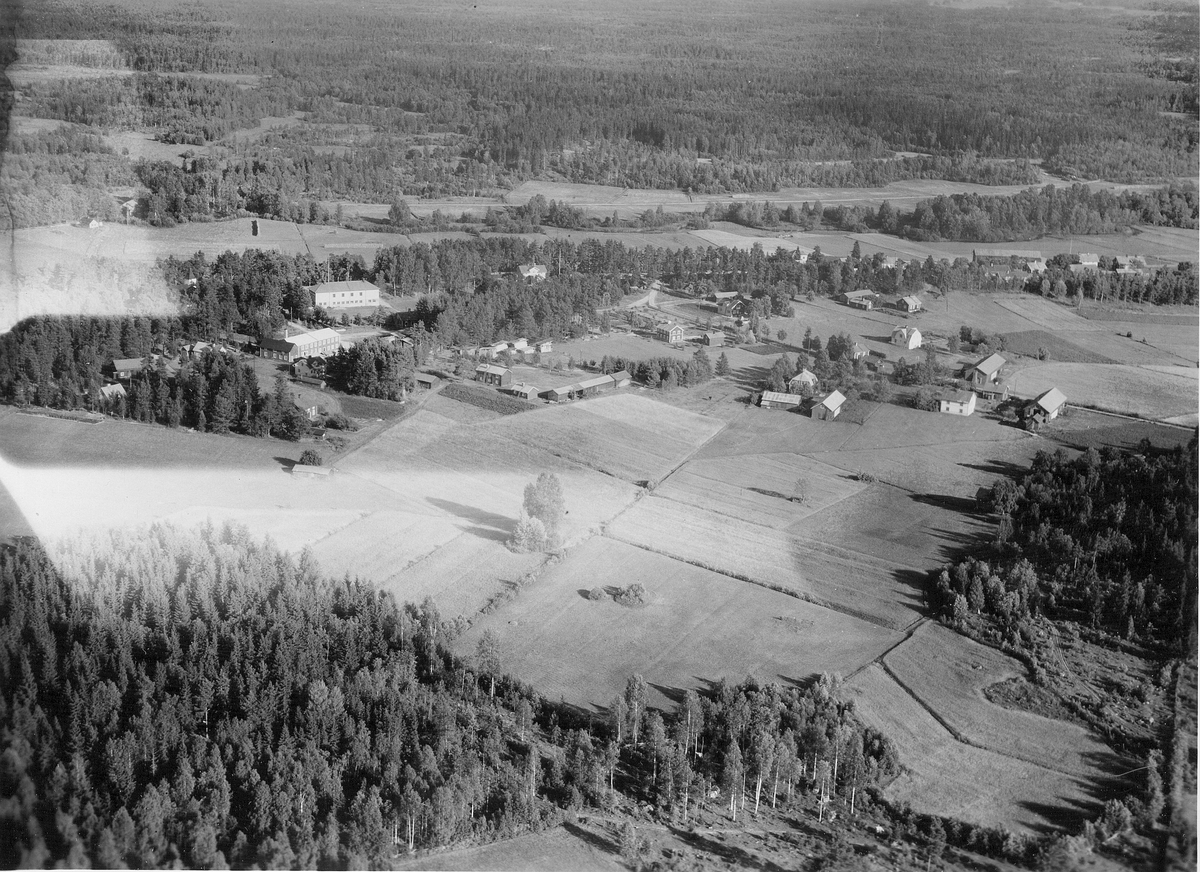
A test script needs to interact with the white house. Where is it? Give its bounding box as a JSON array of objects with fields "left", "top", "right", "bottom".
[
  {"left": 788, "top": 369, "right": 818, "bottom": 393},
  {"left": 939, "top": 390, "right": 977, "bottom": 416},
  {"left": 891, "top": 326, "right": 922, "bottom": 350},
  {"left": 309, "top": 280, "right": 380, "bottom": 310}
]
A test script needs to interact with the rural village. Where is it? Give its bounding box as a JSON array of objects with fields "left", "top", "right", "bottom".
[{"left": 0, "top": 1, "right": 1197, "bottom": 871}]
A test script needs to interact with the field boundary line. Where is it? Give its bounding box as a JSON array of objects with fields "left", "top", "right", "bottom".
[
  {"left": 878, "top": 649, "right": 1087, "bottom": 779},
  {"left": 602, "top": 529, "right": 907, "bottom": 632},
  {"left": 844, "top": 617, "right": 928, "bottom": 682}
]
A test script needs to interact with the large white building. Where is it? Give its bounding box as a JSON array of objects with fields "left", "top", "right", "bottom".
[
  {"left": 259, "top": 328, "right": 342, "bottom": 362},
  {"left": 309, "top": 280, "right": 380, "bottom": 310}
]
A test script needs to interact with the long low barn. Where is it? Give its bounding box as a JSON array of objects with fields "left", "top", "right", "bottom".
[{"left": 538, "top": 370, "right": 629, "bottom": 401}]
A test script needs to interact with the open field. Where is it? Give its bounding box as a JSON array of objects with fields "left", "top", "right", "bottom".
[
  {"left": 1000, "top": 330, "right": 1117, "bottom": 364},
  {"left": 845, "top": 664, "right": 1107, "bottom": 834},
  {"left": 652, "top": 452, "right": 865, "bottom": 529},
  {"left": 1006, "top": 362, "right": 1199, "bottom": 422},
  {"left": 995, "top": 297, "right": 1103, "bottom": 332},
  {"left": 886, "top": 623, "right": 1126, "bottom": 778},
  {"left": 457, "top": 536, "right": 902, "bottom": 711},
  {"left": 395, "top": 824, "right": 626, "bottom": 872},
  {"left": 606, "top": 495, "right": 923, "bottom": 631}
]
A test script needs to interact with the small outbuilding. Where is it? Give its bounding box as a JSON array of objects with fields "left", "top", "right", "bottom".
[
  {"left": 415, "top": 373, "right": 440, "bottom": 390},
  {"left": 840, "top": 290, "right": 875, "bottom": 310},
  {"left": 811, "top": 390, "right": 846, "bottom": 421},
  {"left": 895, "top": 295, "right": 923, "bottom": 313},
  {"left": 759, "top": 391, "right": 803, "bottom": 411},
  {"left": 702, "top": 331, "right": 725, "bottom": 347},
  {"left": 609, "top": 370, "right": 632, "bottom": 388}
]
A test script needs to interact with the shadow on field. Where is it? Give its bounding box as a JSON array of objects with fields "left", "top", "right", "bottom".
[
  {"left": 731, "top": 364, "right": 771, "bottom": 391},
  {"left": 959, "top": 459, "right": 1028, "bottom": 477},
  {"left": 426, "top": 497, "right": 511, "bottom": 541},
  {"left": 909, "top": 492, "right": 985, "bottom": 514},
  {"left": 273, "top": 456, "right": 295, "bottom": 470},
  {"left": 677, "top": 830, "right": 789, "bottom": 872},
  {"left": 1018, "top": 747, "right": 1135, "bottom": 834},
  {"left": 562, "top": 821, "right": 618, "bottom": 856}
]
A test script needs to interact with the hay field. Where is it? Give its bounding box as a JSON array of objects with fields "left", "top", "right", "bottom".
[
  {"left": 606, "top": 496, "right": 922, "bottom": 630},
  {"left": 845, "top": 664, "right": 1100, "bottom": 834},
  {"left": 995, "top": 298, "right": 1103, "bottom": 332},
  {"left": 1006, "top": 362, "right": 1199, "bottom": 421},
  {"left": 652, "top": 452, "right": 864, "bottom": 529},
  {"left": 457, "top": 537, "right": 902, "bottom": 711},
  {"left": 1001, "top": 330, "right": 1117, "bottom": 364},
  {"left": 394, "top": 824, "right": 625, "bottom": 872},
  {"left": 689, "top": 228, "right": 811, "bottom": 254},
  {"left": 1060, "top": 323, "right": 1199, "bottom": 366},
  {"left": 886, "top": 623, "right": 1124, "bottom": 778},
  {"left": 308, "top": 511, "right": 466, "bottom": 581}
]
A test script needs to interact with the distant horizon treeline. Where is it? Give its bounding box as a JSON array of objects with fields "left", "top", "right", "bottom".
[
  {"left": 0, "top": 523, "right": 901, "bottom": 866},
  {"left": 5, "top": 0, "right": 1195, "bottom": 223}
]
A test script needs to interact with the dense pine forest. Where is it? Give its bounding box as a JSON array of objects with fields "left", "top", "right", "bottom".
[
  {"left": 3, "top": 0, "right": 1197, "bottom": 228},
  {"left": 934, "top": 439, "right": 1199, "bottom": 654},
  {"left": 0, "top": 524, "right": 902, "bottom": 867}
]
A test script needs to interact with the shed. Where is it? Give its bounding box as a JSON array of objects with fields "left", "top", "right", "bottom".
[
  {"left": 812, "top": 390, "right": 846, "bottom": 421},
  {"left": 938, "top": 390, "right": 977, "bottom": 416},
  {"left": 609, "top": 370, "right": 632, "bottom": 388},
  {"left": 896, "top": 295, "right": 923, "bottom": 313},
  {"left": 976, "top": 382, "right": 1009, "bottom": 402},
  {"left": 576, "top": 374, "right": 615, "bottom": 396},
  {"left": 703, "top": 331, "right": 725, "bottom": 347},
  {"left": 505, "top": 383, "right": 539, "bottom": 400},
  {"left": 839, "top": 290, "right": 875, "bottom": 309},
  {"left": 1021, "top": 387, "right": 1068, "bottom": 430},
  {"left": 474, "top": 364, "right": 513, "bottom": 387},
  {"left": 415, "top": 373, "right": 440, "bottom": 390},
  {"left": 759, "top": 391, "right": 803, "bottom": 411},
  {"left": 540, "top": 385, "right": 573, "bottom": 402}
]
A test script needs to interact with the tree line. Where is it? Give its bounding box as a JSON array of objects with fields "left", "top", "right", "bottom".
[{"left": 0, "top": 523, "right": 902, "bottom": 867}]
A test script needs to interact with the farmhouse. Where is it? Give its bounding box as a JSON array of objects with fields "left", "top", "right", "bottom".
[
  {"left": 531, "top": 339, "right": 554, "bottom": 354},
  {"left": 938, "top": 389, "right": 977, "bottom": 416},
  {"left": 258, "top": 328, "right": 341, "bottom": 362},
  {"left": 891, "top": 326, "right": 922, "bottom": 350},
  {"left": 1078, "top": 253, "right": 1100, "bottom": 269},
  {"left": 703, "top": 331, "right": 725, "bottom": 347},
  {"left": 811, "top": 390, "right": 846, "bottom": 421},
  {"left": 518, "top": 264, "right": 548, "bottom": 281},
  {"left": 759, "top": 391, "right": 803, "bottom": 411},
  {"left": 474, "top": 364, "right": 513, "bottom": 387},
  {"left": 309, "top": 280, "right": 380, "bottom": 310},
  {"left": 839, "top": 290, "right": 875, "bottom": 310},
  {"left": 788, "top": 369, "right": 818, "bottom": 393},
  {"left": 895, "top": 295, "right": 923, "bottom": 313},
  {"left": 717, "top": 297, "right": 747, "bottom": 318},
  {"left": 98, "top": 383, "right": 126, "bottom": 402},
  {"left": 969, "top": 353, "right": 1006, "bottom": 386},
  {"left": 120, "top": 198, "right": 138, "bottom": 222},
  {"left": 849, "top": 342, "right": 869, "bottom": 361},
  {"left": 414, "top": 373, "right": 440, "bottom": 390},
  {"left": 109, "top": 355, "right": 181, "bottom": 380},
  {"left": 1021, "top": 387, "right": 1068, "bottom": 430},
  {"left": 656, "top": 322, "right": 685, "bottom": 344}
]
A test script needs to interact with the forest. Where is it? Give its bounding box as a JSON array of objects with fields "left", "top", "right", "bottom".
[
  {"left": 0, "top": 524, "right": 902, "bottom": 867},
  {"left": 3, "top": 0, "right": 1196, "bottom": 229},
  {"left": 933, "top": 438, "right": 1198, "bottom": 654}
]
